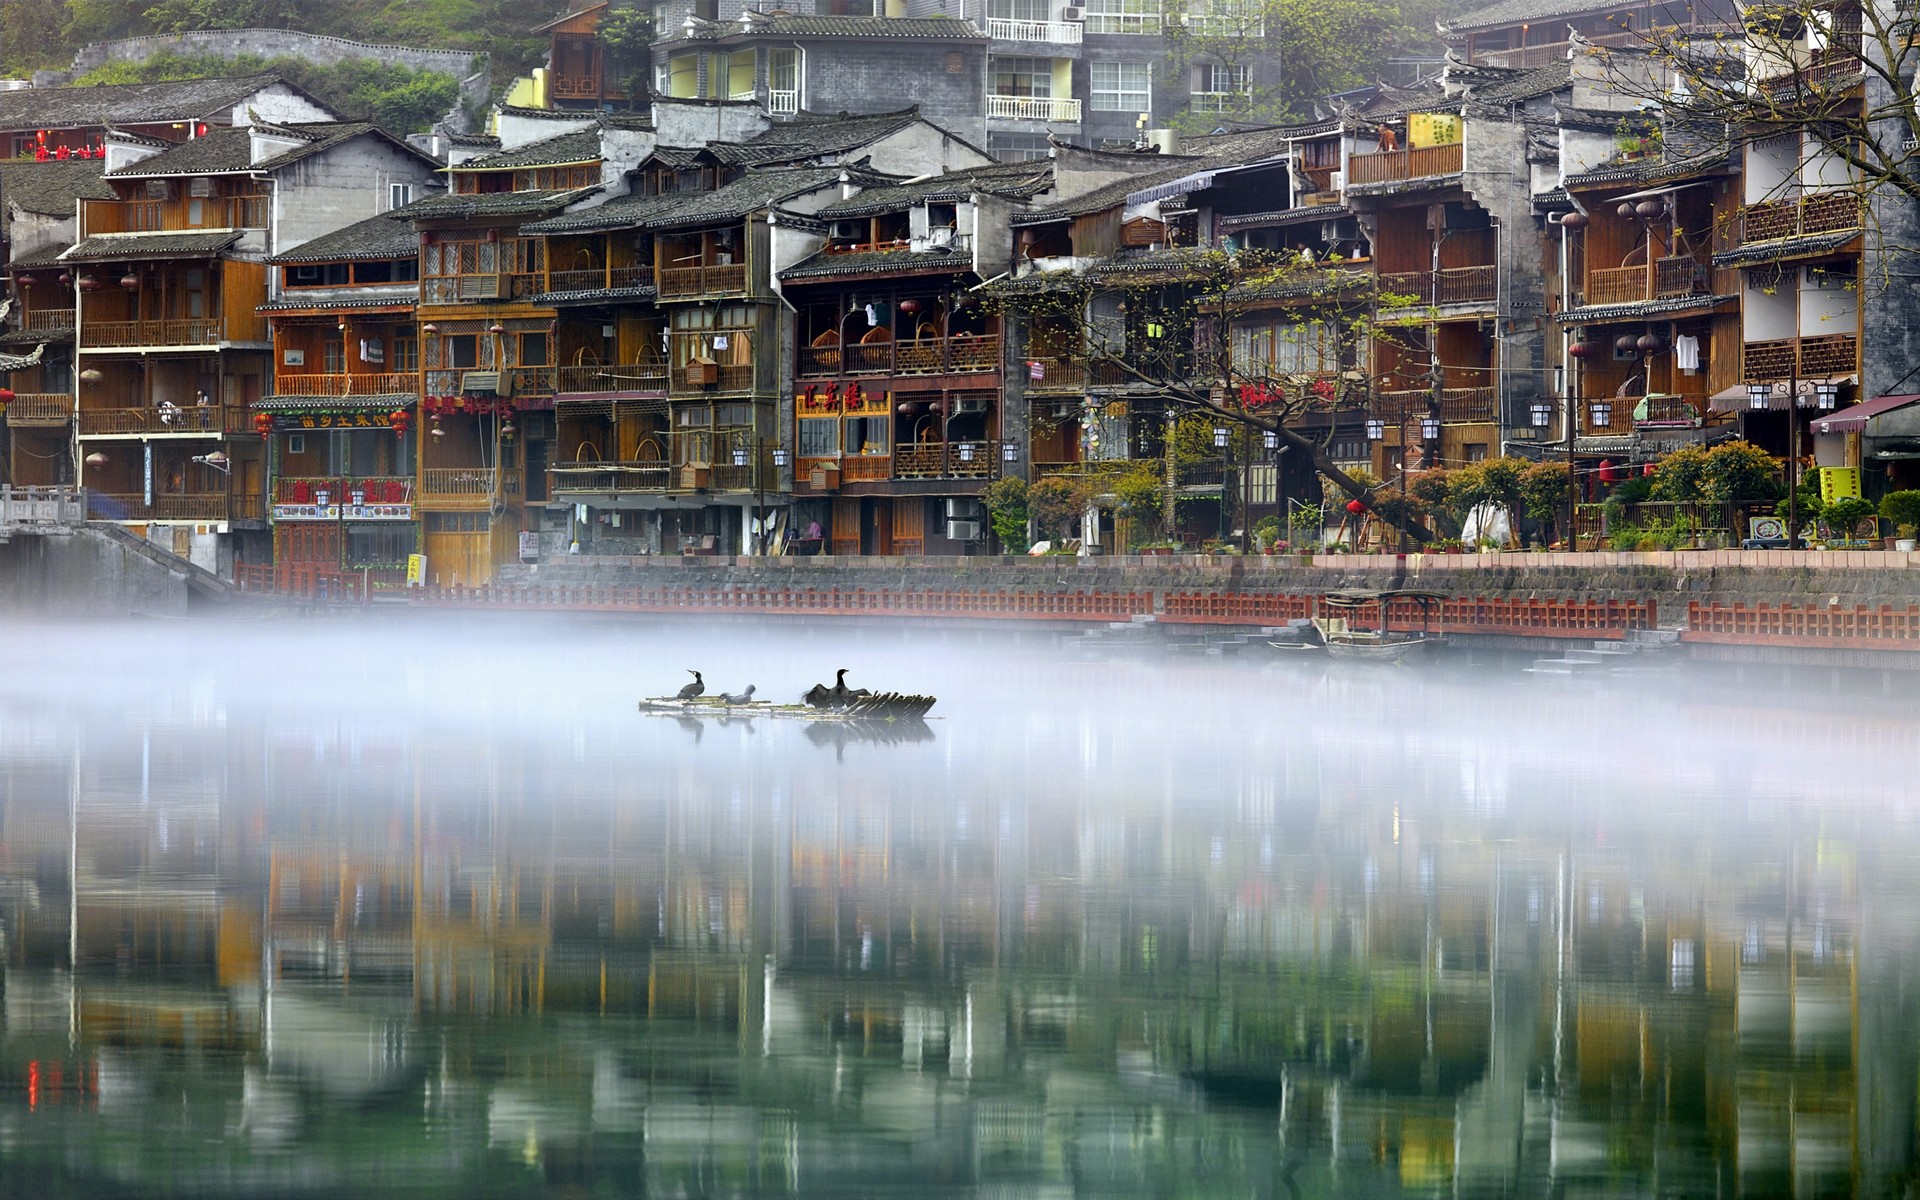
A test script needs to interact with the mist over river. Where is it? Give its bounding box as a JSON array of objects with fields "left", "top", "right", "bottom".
[{"left": 0, "top": 616, "right": 1915, "bottom": 1198}]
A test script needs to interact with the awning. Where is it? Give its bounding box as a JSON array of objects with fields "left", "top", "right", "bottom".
[
  {"left": 1812, "top": 393, "right": 1919, "bottom": 435},
  {"left": 1863, "top": 398, "right": 1920, "bottom": 440},
  {"left": 1611, "top": 181, "right": 1713, "bottom": 202},
  {"left": 1126, "top": 170, "right": 1217, "bottom": 206},
  {"left": 1708, "top": 375, "right": 1855, "bottom": 413}
]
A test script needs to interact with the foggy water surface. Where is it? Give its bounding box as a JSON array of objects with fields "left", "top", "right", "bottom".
[{"left": 1, "top": 616, "right": 1916, "bottom": 1198}]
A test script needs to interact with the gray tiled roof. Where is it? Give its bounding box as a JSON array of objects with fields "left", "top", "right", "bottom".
[
  {"left": 254, "top": 393, "right": 414, "bottom": 411},
  {"left": 815, "top": 161, "right": 1054, "bottom": 217},
  {"left": 780, "top": 247, "right": 976, "bottom": 281},
  {"left": 1463, "top": 60, "right": 1573, "bottom": 106},
  {"left": 519, "top": 191, "right": 689, "bottom": 235},
  {"left": 257, "top": 295, "right": 417, "bottom": 312},
  {"left": 454, "top": 127, "right": 604, "bottom": 171},
  {"left": 8, "top": 244, "right": 73, "bottom": 268},
  {"left": 0, "top": 160, "right": 114, "bottom": 218},
  {"left": 1011, "top": 161, "right": 1209, "bottom": 225},
  {"left": 533, "top": 284, "right": 658, "bottom": 305},
  {"left": 524, "top": 168, "right": 857, "bottom": 234},
  {"left": 106, "top": 121, "right": 400, "bottom": 178},
  {"left": 1440, "top": 0, "right": 1627, "bottom": 35},
  {"left": 0, "top": 73, "right": 310, "bottom": 132},
  {"left": 270, "top": 212, "right": 419, "bottom": 264},
  {"left": 713, "top": 108, "right": 931, "bottom": 166},
  {"left": 1555, "top": 293, "right": 1737, "bottom": 323},
  {"left": 63, "top": 230, "right": 244, "bottom": 261},
  {"left": 1712, "top": 229, "right": 1862, "bottom": 268},
  {"left": 403, "top": 186, "right": 601, "bottom": 220}
]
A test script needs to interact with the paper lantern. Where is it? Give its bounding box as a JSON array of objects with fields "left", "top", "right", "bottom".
[
  {"left": 1345, "top": 498, "right": 1366, "bottom": 514},
  {"left": 1635, "top": 333, "right": 1662, "bottom": 352},
  {"left": 1614, "top": 334, "right": 1638, "bottom": 354},
  {"left": 1559, "top": 211, "right": 1589, "bottom": 230},
  {"left": 1567, "top": 341, "right": 1594, "bottom": 358}
]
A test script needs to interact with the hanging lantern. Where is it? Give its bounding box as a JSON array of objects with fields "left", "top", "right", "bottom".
[
  {"left": 79, "top": 367, "right": 103, "bottom": 384},
  {"left": 76, "top": 274, "right": 101, "bottom": 292},
  {"left": 57, "top": 272, "right": 71, "bottom": 286},
  {"left": 389, "top": 409, "right": 410, "bottom": 439},
  {"left": 430, "top": 415, "right": 444, "bottom": 438},
  {"left": 120, "top": 272, "right": 139, "bottom": 291},
  {"left": 1615, "top": 202, "right": 1635, "bottom": 219},
  {"left": 84, "top": 452, "right": 106, "bottom": 468},
  {"left": 1559, "top": 211, "right": 1589, "bottom": 231},
  {"left": 1635, "top": 333, "right": 1662, "bottom": 352},
  {"left": 421, "top": 322, "right": 438, "bottom": 334},
  {"left": 489, "top": 322, "right": 506, "bottom": 335},
  {"left": 15, "top": 274, "right": 34, "bottom": 289},
  {"left": 899, "top": 298, "right": 921, "bottom": 314},
  {"left": 1566, "top": 341, "right": 1592, "bottom": 358},
  {"left": 0, "top": 387, "right": 13, "bottom": 405},
  {"left": 254, "top": 412, "right": 273, "bottom": 440},
  {"left": 1599, "top": 459, "right": 1620, "bottom": 484},
  {"left": 897, "top": 401, "right": 915, "bottom": 414},
  {"left": 1345, "top": 498, "right": 1366, "bottom": 514},
  {"left": 500, "top": 414, "right": 516, "bottom": 439},
  {"left": 1635, "top": 200, "right": 1664, "bottom": 219},
  {"left": 1614, "top": 334, "right": 1639, "bottom": 355}
]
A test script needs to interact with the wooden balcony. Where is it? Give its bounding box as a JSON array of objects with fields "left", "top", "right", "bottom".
[
  {"left": 79, "top": 196, "right": 268, "bottom": 236},
  {"left": 272, "top": 476, "right": 413, "bottom": 505},
  {"left": 554, "top": 363, "right": 668, "bottom": 393},
  {"left": 90, "top": 492, "right": 229, "bottom": 521},
  {"left": 1376, "top": 266, "right": 1496, "bottom": 305},
  {"left": 549, "top": 72, "right": 603, "bottom": 99},
  {"left": 1738, "top": 191, "right": 1864, "bottom": 244},
  {"left": 274, "top": 372, "right": 417, "bottom": 397},
  {"left": 5, "top": 394, "right": 73, "bottom": 426},
  {"left": 23, "top": 308, "right": 74, "bottom": 332},
  {"left": 1345, "top": 142, "right": 1463, "bottom": 188},
  {"left": 1744, "top": 333, "right": 1858, "bottom": 380},
  {"left": 418, "top": 467, "right": 518, "bottom": 509},
  {"left": 1585, "top": 255, "right": 1710, "bottom": 306},
  {"left": 1634, "top": 394, "right": 1706, "bottom": 427},
  {"left": 893, "top": 441, "right": 1002, "bottom": 480},
  {"left": 77, "top": 405, "right": 241, "bottom": 435},
  {"left": 798, "top": 334, "right": 1002, "bottom": 379},
  {"left": 657, "top": 263, "right": 747, "bottom": 298},
  {"left": 1373, "top": 387, "right": 1498, "bottom": 424},
  {"left": 544, "top": 265, "right": 653, "bottom": 294},
  {"left": 1024, "top": 356, "right": 1086, "bottom": 392},
  {"left": 82, "top": 318, "right": 227, "bottom": 348},
  {"left": 547, "top": 461, "right": 673, "bottom": 494},
  {"left": 670, "top": 363, "right": 755, "bottom": 394}
]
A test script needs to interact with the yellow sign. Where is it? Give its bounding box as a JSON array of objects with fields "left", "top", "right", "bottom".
[
  {"left": 1819, "top": 466, "right": 1861, "bottom": 504},
  {"left": 406, "top": 553, "right": 427, "bottom": 587},
  {"left": 1408, "top": 112, "right": 1461, "bottom": 149}
]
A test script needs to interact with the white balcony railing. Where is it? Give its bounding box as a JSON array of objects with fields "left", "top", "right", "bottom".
[
  {"left": 987, "top": 94, "right": 1083, "bottom": 122},
  {"left": 768, "top": 88, "right": 799, "bottom": 114},
  {"left": 987, "top": 17, "right": 1084, "bottom": 43},
  {"left": 729, "top": 88, "right": 755, "bottom": 101}
]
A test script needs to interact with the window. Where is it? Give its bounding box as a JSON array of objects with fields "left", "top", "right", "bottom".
[
  {"left": 992, "top": 56, "right": 1052, "bottom": 97},
  {"left": 1186, "top": 0, "right": 1263, "bottom": 37},
  {"left": 323, "top": 338, "right": 346, "bottom": 374},
  {"left": 389, "top": 183, "right": 413, "bottom": 211},
  {"left": 517, "top": 332, "right": 550, "bottom": 367},
  {"left": 845, "top": 416, "right": 890, "bottom": 455},
  {"left": 346, "top": 526, "right": 414, "bottom": 567},
  {"left": 1081, "top": 0, "right": 1159, "bottom": 33},
  {"left": 799, "top": 419, "right": 838, "bottom": 457},
  {"left": 1090, "top": 61, "right": 1151, "bottom": 112},
  {"left": 989, "top": 0, "right": 1050, "bottom": 18},
  {"left": 392, "top": 337, "right": 418, "bottom": 372},
  {"left": 447, "top": 335, "right": 479, "bottom": 369},
  {"left": 1465, "top": 442, "right": 1489, "bottom": 462},
  {"left": 988, "top": 132, "right": 1052, "bottom": 162},
  {"left": 1199, "top": 63, "right": 1248, "bottom": 94}
]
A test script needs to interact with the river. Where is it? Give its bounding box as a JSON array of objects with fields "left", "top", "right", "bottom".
[{"left": 0, "top": 616, "right": 1913, "bottom": 1197}]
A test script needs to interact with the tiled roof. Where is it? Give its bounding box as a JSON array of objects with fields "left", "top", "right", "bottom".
[
  {"left": 254, "top": 393, "right": 414, "bottom": 411},
  {"left": 0, "top": 73, "right": 306, "bottom": 132},
  {"left": 1181, "top": 120, "right": 1341, "bottom": 162},
  {"left": 63, "top": 230, "right": 244, "bottom": 261},
  {"left": 8, "top": 244, "right": 72, "bottom": 268},
  {"left": 257, "top": 296, "right": 416, "bottom": 312},
  {"left": 0, "top": 326, "right": 68, "bottom": 347},
  {"left": 1555, "top": 293, "right": 1737, "bottom": 323},
  {"left": 533, "top": 284, "right": 658, "bottom": 305},
  {"left": 270, "top": 212, "right": 419, "bottom": 263},
  {"left": 1218, "top": 204, "right": 1351, "bottom": 232},
  {"left": 445, "top": 132, "right": 502, "bottom": 148},
  {"left": 1712, "top": 229, "right": 1862, "bottom": 268},
  {"left": 453, "top": 127, "right": 604, "bottom": 171},
  {"left": 1440, "top": 0, "right": 1626, "bottom": 35},
  {"left": 519, "top": 190, "right": 685, "bottom": 234},
  {"left": 106, "top": 121, "right": 400, "bottom": 178},
  {"left": 713, "top": 108, "right": 931, "bottom": 166},
  {"left": 527, "top": 167, "right": 858, "bottom": 233},
  {"left": 0, "top": 346, "right": 48, "bottom": 373},
  {"left": 1011, "top": 161, "right": 1211, "bottom": 225},
  {"left": 404, "top": 186, "right": 601, "bottom": 220},
  {"left": 780, "top": 247, "right": 975, "bottom": 281},
  {"left": 676, "top": 13, "right": 984, "bottom": 40},
  {"left": 0, "top": 160, "right": 114, "bottom": 218},
  {"left": 816, "top": 161, "right": 1054, "bottom": 217},
  {"left": 1464, "top": 60, "right": 1573, "bottom": 106}
]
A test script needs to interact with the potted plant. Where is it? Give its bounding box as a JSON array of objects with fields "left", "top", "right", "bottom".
[{"left": 1879, "top": 490, "right": 1920, "bottom": 551}]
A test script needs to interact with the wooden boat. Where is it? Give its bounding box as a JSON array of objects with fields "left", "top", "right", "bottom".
[
  {"left": 639, "top": 691, "right": 937, "bottom": 721},
  {"left": 1316, "top": 589, "right": 1448, "bottom": 664}
]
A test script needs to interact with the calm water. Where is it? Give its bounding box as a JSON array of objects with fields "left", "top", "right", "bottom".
[{"left": 1, "top": 617, "right": 1917, "bottom": 1198}]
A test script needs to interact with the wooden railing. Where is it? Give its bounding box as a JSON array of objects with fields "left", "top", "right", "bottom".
[
  {"left": 1587, "top": 255, "right": 1709, "bottom": 305},
  {"left": 419, "top": 468, "right": 503, "bottom": 508},
  {"left": 1635, "top": 394, "right": 1706, "bottom": 426},
  {"left": 24, "top": 308, "right": 73, "bottom": 331},
  {"left": 555, "top": 363, "right": 668, "bottom": 393},
  {"left": 549, "top": 72, "right": 602, "bottom": 99},
  {"left": 842, "top": 455, "right": 891, "bottom": 483},
  {"left": 1377, "top": 266, "right": 1496, "bottom": 304},
  {"left": 798, "top": 334, "right": 1001, "bottom": 378},
  {"left": 76, "top": 405, "right": 239, "bottom": 435},
  {"left": 82, "top": 318, "right": 226, "bottom": 347},
  {"left": 1024, "top": 357, "right": 1086, "bottom": 391},
  {"left": 1739, "top": 190, "right": 1863, "bottom": 243},
  {"left": 548, "top": 461, "right": 673, "bottom": 493},
  {"left": 893, "top": 441, "right": 1001, "bottom": 480},
  {"left": 657, "top": 263, "right": 747, "bottom": 298},
  {"left": 544, "top": 265, "right": 653, "bottom": 293},
  {"left": 273, "top": 372, "right": 416, "bottom": 396},
  {"left": 670, "top": 363, "right": 754, "bottom": 394},
  {"left": 79, "top": 195, "right": 267, "bottom": 236},
  {"left": 273, "top": 476, "right": 413, "bottom": 505},
  {"left": 1346, "top": 142, "right": 1463, "bottom": 187},
  {"left": 4, "top": 393, "right": 72, "bottom": 426},
  {"left": 89, "top": 492, "right": 229, "bottom": 521},
  {"left": 1744, "top": 334, "right": 1858, "bottom": 379},
  {"left": 1372, "top": 387, "right": 1497, "bottom": 424},
  {"left": 1586, "top": 266, "right": 1646, "bottom": 306}
]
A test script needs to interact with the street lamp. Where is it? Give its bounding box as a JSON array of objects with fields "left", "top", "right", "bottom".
[
  {"left": 1261, "top": 428, "right": 1278, "bottom": 451},
  {"left": 1813, "top": 380, "right": 1840, "bottom": 411},
  {"left": 1530, "top": 402, "right": 1553, "bottom": 428},
  {"left": 1588, "top": 400, "right": 1612, "bottom": 427},
  {"left": 1002, "top": 440, "right": 1018, "bottom": 463},
  {"left": 1746, "top": 382, "right": 1772, "bottom": 411},
  {"left": 1212, "top": 425, "right": 1230, "bottom": 450},
  {"left": 1419, "top": 415, "right": 1442, "bottom": 442},
  {"left": 1365, "top": 418, "right": 1386, "bottom": 441}
]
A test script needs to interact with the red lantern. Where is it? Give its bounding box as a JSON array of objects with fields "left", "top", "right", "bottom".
[
  {"left": 1345, "top": 498, "right": 1366, "bottom": 515},
  {"left": 1559, "top": 211, "right": 1589, "bottom": 230},
  {"left": 1598, "top": 458, "right": 1619, "bottom": 484},
  {"left": 1566, "top": 341, "right": 1593, "bottom": 358},
  {"left": 899, "top": 298, "right": 921, "bottom": 314},
  {"left": 389, "top": 409, "right": 410, "bottom": 439},
  {"left": 253, "top": 412, "right": 272, "bottom": 441},
  {"left": 0, "top": 387, "right": 14, "bottom": 406}
]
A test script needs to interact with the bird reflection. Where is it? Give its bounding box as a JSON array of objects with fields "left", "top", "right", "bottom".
[
  {"left": 672, "top": 715, "right": 704, "bottom": 743},
  {"left": 803, "top": 718, "right": 934, "bottom": 755}
]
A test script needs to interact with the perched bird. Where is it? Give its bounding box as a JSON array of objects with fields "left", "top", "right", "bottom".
[
  {"left": 723, "top": 685, "right": 757, "bottom": 706},
  {"left": 802, "top": 683, "right": 832, "bottom": 708},
  {"left": 827, "top": 668, "right": 870, "bottom": 708},
  {"left": 675, "top": 670, "right": 705, "bottom": 700}
]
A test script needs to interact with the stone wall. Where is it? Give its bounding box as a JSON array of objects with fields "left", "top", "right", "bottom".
[{"left": 0, "top": 529, "right": 191, "bottom": 616}]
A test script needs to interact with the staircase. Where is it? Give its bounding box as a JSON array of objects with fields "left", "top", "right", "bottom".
[
  {"left": 87, "top": 523, "right": 233, "bottom": 600},
  {"left": 1529, "top": 627, "right": 1680, "bottom": 675}
]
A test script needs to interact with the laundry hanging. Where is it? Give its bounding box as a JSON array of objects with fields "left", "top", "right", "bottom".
[{"left": 1672, "top": 334, "right": 1700, "bottom": 372}]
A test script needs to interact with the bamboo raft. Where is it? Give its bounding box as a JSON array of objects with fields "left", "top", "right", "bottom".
[{"left": 638, "top": 691, "right": 938, "bottom": 721}]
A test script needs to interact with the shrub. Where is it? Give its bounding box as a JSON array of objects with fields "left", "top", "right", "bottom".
[
  {"left": 1879, "top": 490, "right": 1920, "bottom": 534},
  {"left": 1027, "top": 477, "right": 1082, "bottom": 542},
  {"left": 1699, "top": 441, "right": 1782, "bottom": 505},
  {"left": 1648, "top": 444, "right": 1710, "bottom": 502},
  {"left": 1821, "top": 495, "right": 1875, "bottom": 537},
  {"left": 980, "top": 477, "right": 1029, "bottom": 553}
]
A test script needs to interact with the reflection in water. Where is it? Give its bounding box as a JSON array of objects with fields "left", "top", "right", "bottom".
[{"left": 0, "top": 619, "right": 1916, "bottom": 1197}]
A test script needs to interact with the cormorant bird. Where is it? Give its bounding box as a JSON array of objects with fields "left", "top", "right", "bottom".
[
  {"left": 802, "top": 683, "right": 832, "bottom": 708},
  {"left": 722, "top": 685, "right": 757, "bottom": 706},
  {"left": 675, "top": 670, "right": 705, "bottom": 700},
  {"left": 827, "top": 668, "right": 870, "bottom": 708}
]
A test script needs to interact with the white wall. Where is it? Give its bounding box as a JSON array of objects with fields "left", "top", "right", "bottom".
[
  {"left": 1745, "top": 135, "right": 1798, "bottom": 203},
  {"left": 1743, "top": 275, "right": 1796, "bottom": 340},
  {"left": 224, "top": 82, "right": 336, "bottom": 127},
  {"left": 1797, "top": 267, "right": 1859, "bottom": 336},
  {"left": 271, "top": 137, "right": 440, "bottom": 260}
]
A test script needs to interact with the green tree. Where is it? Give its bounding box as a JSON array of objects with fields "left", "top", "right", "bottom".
[
  {"left": 1648, "top": 444, "right": 1710, "bottom": 503},
  {"left": 1699, "top": 441, "right": 1781, "bottom": 506},
  {"left": 1519, "top": 460, "right": 1572, "bottom": 543},
  {"left": 1028, "top": 477, "right": 1084, "bottom": 543},
  {"left": 981, "top": 477, "right": 1030, "bottom": 553},
  {"left": 1, "top": 0, "right": 77, "bottom": 74},
  {"left": 598, "top": 2, "right": 654, "bottom": 104}
]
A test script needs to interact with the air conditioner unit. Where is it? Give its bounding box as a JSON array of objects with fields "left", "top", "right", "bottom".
[
  {"left": 1327, "top": 169, "right": 1344, "bottom": 191},
  {"left": 945, "top": 519, "right": 982, "bottom": 541},
  {"left": 952, "top": 397, "right": 989, "bottom": 413},
  {"left": 831, "top": 220, "right": 863, "bottom": 240},
  {"left": 945, "top": 498, "right": 981, "bottom": 520},
  {"left": 1321, "top": 217, "right": 1361, "bottom": 242},
  {"left": 1061, "top": 5, "right": 1085, "bottom": 19}
]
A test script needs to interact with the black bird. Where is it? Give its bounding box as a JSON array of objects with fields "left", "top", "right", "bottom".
[
  {"left": 723, "top": 685, "right": 757, "bottom": 706},
  {"left": 827, "top": 668, "right": 870, "bottom": 708},
  {"left": 676, "top": 670, "right": 705, "bottom": 700},
  {"left": 802, "top": 683, "right": 832, "bottom": 708}
]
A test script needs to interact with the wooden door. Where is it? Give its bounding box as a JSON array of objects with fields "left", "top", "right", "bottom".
[{"left": 424, "top": 531, "right": 491, "bottom": 587}]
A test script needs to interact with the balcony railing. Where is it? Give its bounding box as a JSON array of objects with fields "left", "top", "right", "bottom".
[
  {"left": 5, "top": 394, "right": 73, "bottom": 426},
  {"left": 1634, "top": 394, "right": 1706, "bottom": 426},
  {"left": 987, "top": 95, "right": 1083, "bottom": 122},
  {"left": 1745, "top": 333, "right": 1858, "bottom": 380},
  {"left": 1738, "top": 190, "right": 1864, "bottom": 244},
  {"left": 555, "top": 363, "right": 668, "bottom": 393},
  {"left": 768, "top": 89, "right": 799, "bottom": 115},
  {"left": 670, "top": 363, "right": 755, "bottom": 393},
  {"left": 1023, "top": 356, "right": 1086, "bottom": 391},
  {"left": 79, "top": 196, "right": 267, "bottom": 236},
  {"left": 90, "top": 492, "right": 229, "bottom": 521},
  {"left": 81, "top": 318, "right": 228, "bottom": 348},
  {"left": 548, "top": 461, "right": 673, "bottom": 494},
  {"left": 419, "top": 467, "right": 519, "bottom": 508},
  {"left": 24, "top": 308, "right": 74, "bottom": 331},
  {"left": 657, "top": 263, "right": 747, "bottom": 298},
  {"left": 1373, "top": 387, "right": 1498, "bottom": 424},
  {"left": 272, "top": 476, "right": 414, "bottom": 506},
  {"left": 549, "top": 72, "right": 602, "bottom": 99},
  {"left": 1375, "top": 265, "right": 1497, "bottom": 305},
  {"left": 273, "top": 372, "right": 417, "bottom": 397},
  {"left": 544, "top": 265, "right": 653, "bottom": 293},
  {"left": 1345, "top": 142, "right": 1464, "bottom": 187},
  {"left": 77, "top": 405, "right": 239, "bottom": 435},
  {"left": 1585, "top": 255, "right": 1710, "bottom": 306},
  {"left": 798, "top": 334, "right": 1002, "bottom": 378},
  {"left": 892, "top": 441, "right": 1002, "bottom": 480},
  {"left": 988, "top": 17, "right": 1083, "bottom": 41}
]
